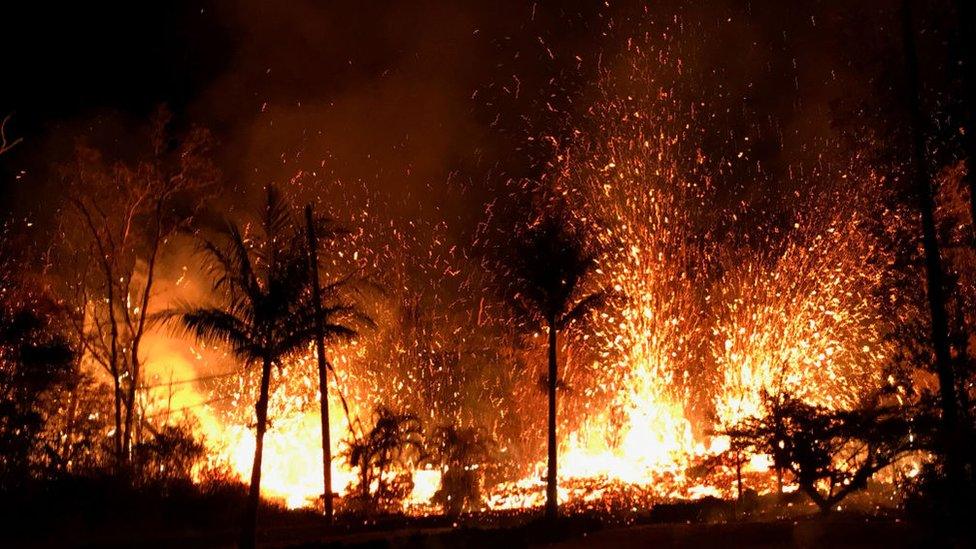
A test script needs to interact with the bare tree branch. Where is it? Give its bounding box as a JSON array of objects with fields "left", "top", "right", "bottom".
[{"left": 0, "top": 114, "right": 23, "bottom": 155}]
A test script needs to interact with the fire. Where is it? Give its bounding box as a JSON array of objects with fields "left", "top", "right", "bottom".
[
  {"left": 136, "top": 37, "right": 903, "bottom": 514},
  {"left": 185, "top": 345, "right": 443, "bottom": 510},
  {"left": 472, "top": 39, "right": 899, "bottom": 509},
  {"left": 712, "top": 199, "right": 891, "bottom": 429},
  {"left": 211, "top": 413, "right": 356, "bottom": 509},
  {"left": 161, "top": 173, "right": 892, "bottom": 513}
]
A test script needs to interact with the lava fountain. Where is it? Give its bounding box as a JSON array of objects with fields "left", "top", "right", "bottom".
[{"left": 161, "top": 38, "right": 900, "bottom": 512}]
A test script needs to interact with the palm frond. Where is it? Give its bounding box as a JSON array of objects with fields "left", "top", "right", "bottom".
[
  {"left": 557, "top": 290, "right": 609, "bottom": 330},
  {"left": 173, "top": 307, "right": 260, "bottom": 364},
  {"left": 505, "top": 209, "right": 604, "bottom": 324}
]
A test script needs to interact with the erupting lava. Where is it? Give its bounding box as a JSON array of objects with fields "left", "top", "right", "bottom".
[{"left": 146, "top": 38, "right": 900, "bottom": 513}]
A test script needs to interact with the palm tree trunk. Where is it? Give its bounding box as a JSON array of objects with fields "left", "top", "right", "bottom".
[
  {"left": 241, "top": 355, "right": 273, "bottom": 549},
  {"left": 305, "top": 205, "right": 334, "bottom": 523},
  {"left": 902, "top": 0, "right": 963, "bottom": 486},
  {"left": 545, "top": 317, "right": 558, "bottom": 521}
]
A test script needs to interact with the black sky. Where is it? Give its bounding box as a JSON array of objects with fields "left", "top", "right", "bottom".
[{"left": 0, "top": 1, "right": 963, "bottom": 232}]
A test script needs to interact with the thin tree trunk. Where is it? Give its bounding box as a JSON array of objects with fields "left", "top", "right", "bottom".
[
  {"left": 107, "top": 278, "right": 124, "bottom": 470},
  {"left": 241, "top": 356, "right": 273, "bottom": 549},
  {"left": 902, "top": 0, "right": 963, "bottom": 487},
  {"left": 734, "top": 450, "right": 743, "bottom": 520},
  {"left": 74, "top": 200, "right": 125, "bottom": 470},
  {"left": 545, "top": 317, "right": 558, "bottom": 521},
  {"left": 305, "top": 204, "right": 334, "bottom": 523},
  {"left": 122, "top": 374, "right": 135, "bottom": 462},
  {"left": 776, "top": 468, "right": 783, "bottom": 503},
  {"left": 97, "top": 247, "right": 123, "bottom": 469},
  {"left": 122, "top": 212, "right": 161, "bottom": 461},
  {"left": 63, "top": 385, "right": 79, "bottom": 472},
  {"left": 361, "top": 456, "right": 370, "bottom": 502}
]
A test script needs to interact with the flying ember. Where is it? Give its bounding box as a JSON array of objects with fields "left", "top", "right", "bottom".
[{"left": 3, "top": 2, "right": 973, "bottom": 546}]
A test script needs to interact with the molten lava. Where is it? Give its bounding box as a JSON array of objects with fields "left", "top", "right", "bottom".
[{"left": 141, "top": 37, "right": 904, "bottom": 514}]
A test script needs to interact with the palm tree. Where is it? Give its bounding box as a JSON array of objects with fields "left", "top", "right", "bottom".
[
  {"left": 304, "top": 203, "right": 357, "bottom": 523},
  {"left": 427, "top": 425, "right": 493, "bottom": 514},
  {"left": 504, "top": 209, "right": 608, "bottom": 521},
  {"left": 167, "top": 187, "right": 358, "bottom": 549},
  {"left": 342, "top": 406, "right": 424, "bottom": 512}
]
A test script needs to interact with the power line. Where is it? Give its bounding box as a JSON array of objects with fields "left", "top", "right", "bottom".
[
  {"left": 139, "top": 369, "right": 244, "bottom": 391},
  {"left": 141, "top": 395, "right": 235, "bottom": 419}
]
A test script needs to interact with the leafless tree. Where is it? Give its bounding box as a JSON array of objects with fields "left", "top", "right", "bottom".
[{"left": 59, "top": 107, "right": 217, "bottom": 471}]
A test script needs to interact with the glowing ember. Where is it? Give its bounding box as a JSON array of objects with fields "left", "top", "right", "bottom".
[{"left": 145, "top": 33, "right": 903, "bottom": 514}]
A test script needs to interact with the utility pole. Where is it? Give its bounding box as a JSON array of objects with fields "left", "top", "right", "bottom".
[{"left": 305, "top": 204, "right": 334, "bottom": 523}]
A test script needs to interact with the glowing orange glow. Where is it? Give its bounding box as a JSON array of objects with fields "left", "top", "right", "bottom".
[{"left": 133, "top": 40, "right": 906, "bottom": 514}]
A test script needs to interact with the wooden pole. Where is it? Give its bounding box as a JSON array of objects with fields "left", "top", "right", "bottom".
[{"left": 305, "top": 204, "right": 334, "bottom": 523}]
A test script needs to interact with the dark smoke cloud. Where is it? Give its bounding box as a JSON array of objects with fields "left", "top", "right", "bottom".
[{"left": 0, "top": 0, "right": 959, "bottom": 241}]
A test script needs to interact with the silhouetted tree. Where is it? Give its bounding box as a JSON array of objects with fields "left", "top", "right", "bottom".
[
  {"left": 426, "top": 425, "right": 494, "bottom": 514},
  {"left": 304, "top": 203, "right": 356, "bottom": 522},
  {"left": 901, "top": 0, "right": 965, "bottom": 487},
  {"left": 503, "top": 208, "right": 608, "bottom": 521},
  {"left": 0, "top": 225, "right": 80, "bottom": 486},
  {"left": 342, "top": 407, "right": 424, "bottom": 513},
  {"left": 60, "top": 107, "right": 217, "bottom": 470},
  {"left": 132, "top": 422, "right": 205, "bottom": 487},
  {"left": 167, "top": 186, "right": 358, "bottom": 549},
  {"left": 0, "top": 296, "right": 76, "bottom": 488},
  {"left": 726, "top": 391, "right": 922, "bottom": 514}
]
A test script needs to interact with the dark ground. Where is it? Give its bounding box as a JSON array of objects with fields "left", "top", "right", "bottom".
[
  {"left": 2, "top": 481, "right": 961, "bottom": 548},
  {"left": 31, "top": 513, "right": 955, "bottom": 548},
  {"left": 219, "top": 516, "right": 941, "bottom": 548}
]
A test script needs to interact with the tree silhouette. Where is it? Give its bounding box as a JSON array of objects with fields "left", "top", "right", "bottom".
[
  {"left": 166, "top": 186, "right": 358, "bottom": 549},
  {"left": 304, "top": 203, "right": 357, "bottom": 523},
  {"left": 342, "top": 406, "right": 424, "bottom": 513},
  {"left": 426, "top": 424, "right": 493, "bottom": 514},
  {"left": 60, "top": 108, "right": 217, "bottom": 470},
  {"left": 0, "top": 223, "right": 91, "bottom": 485},
  {"left": 725, "top": 391, "right": 923, "bottom": 514},
  {"left": 901, "top": 0, "right": 964, "bottom": 489},
  {"left": 0, "top": 294, "right": 77, "bottom": 487},
  {"left": 503, "top": 208, "right": 608, "bottom": 521}
]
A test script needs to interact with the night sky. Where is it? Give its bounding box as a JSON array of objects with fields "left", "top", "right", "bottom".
[{"left": 0, "top": 1, "right": 963, "bottom": 233}]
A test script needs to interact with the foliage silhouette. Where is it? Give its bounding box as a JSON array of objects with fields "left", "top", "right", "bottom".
[
  {"left": 724, "top": 391, "right": 923, "bottom": 513},
  {"left": 342, "top": 406, "right": 424, "bottom": 513},
  {"left": 501, "top": 206, "right": 609, "bottom": 521},
  {"left": 0, "top": 295, "right": 77, "bottom": 488},
  {"left": 426, "top": 424, "right": 494, "bottom": 514},
  {"left": 165, "top": 185, "right": 360, "bottom": 548},
  {"left": 59, "top": 107, "right": 218, "bottom": 470}
]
